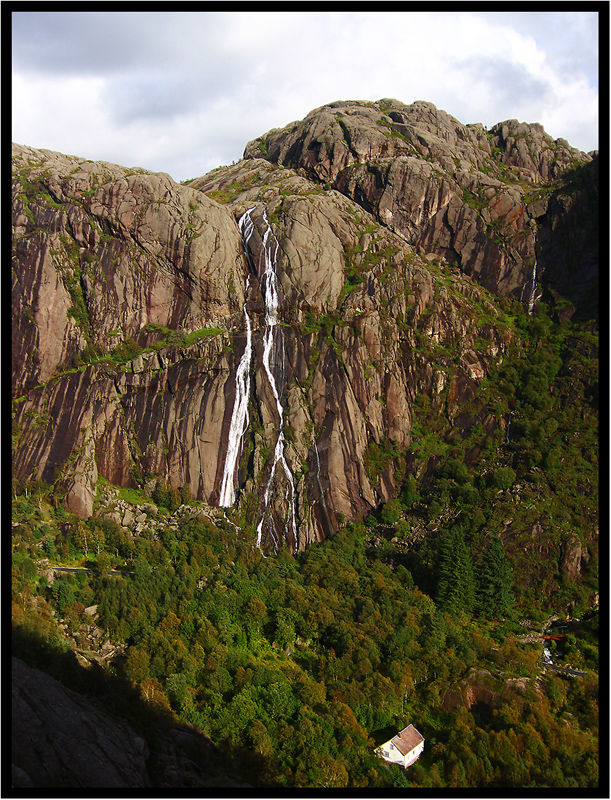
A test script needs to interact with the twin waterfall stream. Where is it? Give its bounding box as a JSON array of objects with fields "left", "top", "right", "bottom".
[
  {"left": 219, "top": 212, "right": 540, "bottom": 553},
  {"left": 219, "top": 208, "right": 298, "bottom": 554}
]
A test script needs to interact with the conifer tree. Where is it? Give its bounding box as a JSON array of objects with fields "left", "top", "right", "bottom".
[
  {"left": 476, "top": 532, "right": 513, "bottom": 619},
  {"left": 436, "top": 526, "right": 476, "bottom": 616}
]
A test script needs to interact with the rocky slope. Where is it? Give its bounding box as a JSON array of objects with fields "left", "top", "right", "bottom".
[
  {"left": 244, "top": 99, "right": 595, "bottom": 309},
  {"left": 11, "top": 657, "right": 247, "bottom": 788},
  {"left": 11, "top": 99, "right": 598, "bottom": 553},
  {"left": 12, "top": 656, "right": 152, "bottom": 788}
]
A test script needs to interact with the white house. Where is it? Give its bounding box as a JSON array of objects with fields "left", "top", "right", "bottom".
[{"left": 376, "top": 724, "right": 424, "bottom": 768}]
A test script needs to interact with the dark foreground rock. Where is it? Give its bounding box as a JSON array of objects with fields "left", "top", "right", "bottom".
[{"left": 11, "top": 657, "right": 249, "bottom": 788}]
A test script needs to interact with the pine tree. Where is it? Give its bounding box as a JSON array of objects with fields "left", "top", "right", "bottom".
[
  {"left": 476, "top": 532, "right": 513, "bottom": 619},
  {"left": 437, "top": 526, "right": 476, "bottom": 616},
  {"left": 401, "top": 474, "right": 420, "bottom": 507}
]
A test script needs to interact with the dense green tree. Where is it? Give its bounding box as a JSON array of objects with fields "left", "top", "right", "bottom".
[
  {"left": 490, "top": 466, "right": 516, "bottom": 491},
  {"left": 395, "top": 519, "right": 411, "bottom": 540},
  {"left": 134, "top": 553, "right": 152, "bottom": 581},
  {"left": 166, "top": 672, "right": 193, "bottom": 711},
  {"left": 63, "top": 600, "right": 86, "bottom": 632},
  {"left": 401, "top": 474, "right": 420, "bottom": 507},
  {"left": 380, "top": 499, "right": 402, "bottom": 525},
  {"left": 436, "top": 527, "right": 476, "bottom": 616},
  {"left": 96, "top": 551, "right": 112, "bottom": 575},
  {"left": 19, "top": 556, "right": 37, "bottom": 582},
  {"left": 476, "top": 533, "right": 514, "bottom": 619},
  {"left": 52, "top": 578, "right": 76, "bottom": 613},
  {"left": 124, "top": 646, "right": 151, "bottom": 685},
  {"left": 209, "top": 665, "right": 233, "bottom": 696}
]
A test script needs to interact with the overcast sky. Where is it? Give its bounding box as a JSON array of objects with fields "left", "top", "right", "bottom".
[{"left": 12, "top": 10, "right": 600, "bottom": 182}]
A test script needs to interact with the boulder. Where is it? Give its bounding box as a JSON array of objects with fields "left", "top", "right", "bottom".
[{"left": 561, "top": 535, "right": 583, "bottom": 582}]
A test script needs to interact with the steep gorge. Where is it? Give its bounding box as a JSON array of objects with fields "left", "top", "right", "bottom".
[{"left": 12, "top": 99, "right": 598, "bottom": 563}]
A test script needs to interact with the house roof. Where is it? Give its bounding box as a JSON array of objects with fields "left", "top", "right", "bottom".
[{"left": 391, "top": 724, "right": 424, "bottom": 756}]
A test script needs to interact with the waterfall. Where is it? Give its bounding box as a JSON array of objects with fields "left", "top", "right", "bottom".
[
  {"left": 506, "top": 410, "right": 514, "bottom": 444},
  {"left": 239, "top": 206, "right": 256, "bottom": 271},
  {"left": 218, "top": 207, "right": 298, "bottom": 552},
  {"left": 218, "top": 211, "right": 256, "bottom": 508},
  {"left": 218, "top": 297, "right": 252, "bottom": 507},
  {"left": 522, "top": 225, "right": 538, "bottom": 315},
  {"left": 543, "top": 641, "right": 553, "bottom": 664},
  {"left": 527, "top": 257, "right": 538, "bottom": 315},
  {"left": 254, "top": 211, "right": 298, "bottom": 553}
]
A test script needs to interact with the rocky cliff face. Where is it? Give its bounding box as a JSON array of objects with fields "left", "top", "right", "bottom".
[
  {"left": 11, "top": 99, "right": 597, "bottom": 552},
  {"left": 244, "top": 99, "right": 594, "bottom": 306}
]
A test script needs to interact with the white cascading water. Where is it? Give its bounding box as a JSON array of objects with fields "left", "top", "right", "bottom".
[
  {"left": 239, "top": 207, "right": 256, "bottom": 270},
  {"left": 254, "top": 211, "right": 298, "bottom": 553},
  {"left": 217, "top": 207, "right": 298, "bottom": 552},
  {"left": 527, "top": 257, "right": 538, "bottom": 315},
  {"left": 506, "top": 410, "right": 514, "bottom": 444},
  {"left": 543, "top": 641, "right": 553, "bottom": 664},
  {"left": 522, "top": 227, "right": 538, "bottom": 316},
  {"left": 218, "top": 211, "right": 256, "bottom": 508},
  {"left": 218, "top": 295, "right": 252, "bottom": 507}
]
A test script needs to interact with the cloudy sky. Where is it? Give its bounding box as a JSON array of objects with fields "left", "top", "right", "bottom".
[{"left": 12, "top": 10, "right": 599, "bottom": 182}]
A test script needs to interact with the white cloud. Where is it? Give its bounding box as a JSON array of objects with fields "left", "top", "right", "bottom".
[
  {"left": 12, "top": 72, "right": 114, "bottom": 159},
  {"left": 12, "top": 10, "right": 599, "bottom": 180}
]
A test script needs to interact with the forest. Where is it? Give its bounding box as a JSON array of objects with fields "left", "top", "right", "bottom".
[{"left": 12, "top": 297, "right": 600, "bottom": 789}]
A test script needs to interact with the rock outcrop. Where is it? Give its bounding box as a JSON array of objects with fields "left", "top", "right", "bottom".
[
  {"left": 441, "top": 668, "right": 533, "bottom": 715},
  {"left": 11, "top": 657, "right": 246, "bottom": 788},
  {"left": 12, "top": 656, "right": 152, "bottom": 787},
  {"left": 244, "top": 98, "right": 593, "bottom": 305},
  {"left": 11, "top": 99, "right": 597, "bottom": 551}
]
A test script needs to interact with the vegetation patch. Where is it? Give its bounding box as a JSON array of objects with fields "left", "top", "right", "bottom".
[
  {"left": 205, "top": 174, "right": 260, "bottom": 204},
  {"left": 364, "top": 437, "right": 402, "bottom": 485}
]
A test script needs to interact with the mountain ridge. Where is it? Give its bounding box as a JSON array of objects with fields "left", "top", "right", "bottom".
[{"left": 12, "top": 98, "right": 598, "bottom": 572}]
